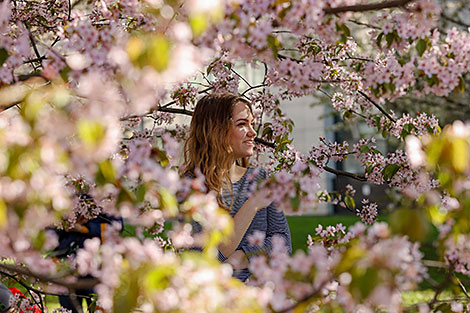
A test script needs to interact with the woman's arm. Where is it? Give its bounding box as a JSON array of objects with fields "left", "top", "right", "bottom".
[
  {"left": 218, "top": 189, "right": 272, "bottom": 258},
  {"left": 240, "top": 202, "right": 292, "bottom": 259}
]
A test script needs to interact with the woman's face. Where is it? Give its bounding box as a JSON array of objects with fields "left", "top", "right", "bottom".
[{"left": 229, "top": 101, "right": 256, "bottom": 159}]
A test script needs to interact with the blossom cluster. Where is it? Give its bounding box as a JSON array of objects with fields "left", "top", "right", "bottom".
[
  {"left": 357, "top": 199, "right": 378, "bottom": 225},
  {"left": 308, "top": 138, "right": 350, "bottom": 168},
  {"left": 249, "top": 222, "right": 427, "bottom": 313}
]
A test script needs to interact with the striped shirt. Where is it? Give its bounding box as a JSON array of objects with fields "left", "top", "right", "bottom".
[{"left": 218, "top": 167, "right": 292, "bottom": 282}]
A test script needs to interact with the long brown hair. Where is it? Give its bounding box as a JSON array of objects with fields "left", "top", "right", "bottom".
[{"left": 183, "top": 93, "right": 251, "bottom": 209}]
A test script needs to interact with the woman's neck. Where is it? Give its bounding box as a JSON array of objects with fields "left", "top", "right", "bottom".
[{"left": 229, "top": 163, "right": 247, "bottom": 182}]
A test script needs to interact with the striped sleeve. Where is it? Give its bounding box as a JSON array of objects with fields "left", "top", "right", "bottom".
[{"left": 241, "top": 201, "right": 292, "bottom": 259}]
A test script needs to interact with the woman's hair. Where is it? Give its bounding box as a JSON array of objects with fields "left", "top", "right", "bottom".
[{"left": 183, "top": 93, "right": 252, "bottom": 209}]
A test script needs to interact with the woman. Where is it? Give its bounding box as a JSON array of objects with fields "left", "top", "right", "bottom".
[{"left": 183, "top": 93, "right": 292, "bottom": 282}]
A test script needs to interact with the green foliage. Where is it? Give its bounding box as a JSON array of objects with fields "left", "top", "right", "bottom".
[
  {"left": 96, "top": 159, "right": 116, "bottom": 185},
  {"left": 0, "top": 199, "right": 5, "bottom": 227},
  {"left": 77, "top": 120, "right": 106, "bottom": 148},
  {"left": 0, "top": 48, "right": 8, "bottom": 67},
  {"left": 382, "top": 163, "right": 400, "bottom": 182},
  {"left": 416, "top": 38, "right": 428, "bottom": 57},
  {"left": 190, "top": 13, "right": 208, "bottom": 37},
  {"left": 126, "top": 35, "right": 171, "bottom": 72},
  {"left": 389, "top": 208, "right": 431, "bottom": 242}
]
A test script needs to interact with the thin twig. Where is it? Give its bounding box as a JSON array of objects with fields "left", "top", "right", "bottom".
[
  {"left": 0, "top": 263, "right": 98, "bottom": 290},
  {"left": 324, "top": 0, "right": 413, "bottom": 14},
  {"left": 358, "top": 90, "right": 396, "bottom": 123},
  {"left": 262, "top": 62, "right": 269, "bottom": 85},
  {"left": 0, "top": 271, "right": 44, "bottom": 311},
  {"left": 455, "top": 275, "right": 470, "bottom": 299},
  {"left": 324, "top": 165, "right": 367, "bottom": 181},
  {"left": 348, "top": 19, "right": 381, "bottom": 29},
  {"left": 441, "top": 13, "right": 470, "bottom": 28},
  {"left": 0, "top": 271, "right": 71, "bottom": 297},
  {"left": 231, "top": 68, "right": 252, "bottom": 88},
  {"left": 240, "top": 83, "right": 268, "bottom": 96},
  {"left": 23, "top": 22, "right": 43, "bottom": 69},
  {"left": 161, "top": 85, "right": 214, "bottom": 109}
]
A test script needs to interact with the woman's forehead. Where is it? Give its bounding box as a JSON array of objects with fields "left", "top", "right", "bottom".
[{"left": 232, "top": 102, "right": 253, "bottom": 119}]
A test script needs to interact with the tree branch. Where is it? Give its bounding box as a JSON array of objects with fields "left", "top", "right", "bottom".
[
  {"left": 324, "top": 165, "right": 367, "bottom": 181},
  {"left": 0, "top": 263, "right": 98, "bottom": 290},
  {"left": 358, "top": 90, "right": 396, "bottom": 123},
  {"left": 441, "top": 13, "right": 470, "bottom": 28},
  {"left": 324, "top": 0, "right": 414, "bottom": 14},
  {"left": 0, "top": 271, "right": 44, "bottom": 311},
  {"left": 23, "top": 23, "right": 43, "bottom": 67}
]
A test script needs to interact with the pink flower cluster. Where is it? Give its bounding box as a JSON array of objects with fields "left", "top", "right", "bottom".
[
  {"left": 379, "top": 111, "right": 440, "bottom": 140},
  {"left": 357, "top": 199, "right": 378, "bottom": 225},
  {"left": 170, "top": 84, "right": 198, "bottom": 109},
  {"left": 309, "top": 138, "right": 349, "bottom": 168},
  {"left": 445, "top": 234, "right": 470, "bottom": 275},
  {"left": 363, "top": 54, "right": 416, "bottom": 101},
  {"left": 206, "top": 55, "right": 240, "bottom": 94},
  {"left": 354, "top": 139, "right": 435, "bottom": 191},
  {"left": 249, "top": 222, "right": 426, "bottom": 312}
]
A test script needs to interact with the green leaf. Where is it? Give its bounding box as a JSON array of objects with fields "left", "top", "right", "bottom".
[
  {"left": 117, "top": 186, "right": 136, "bottom": 204},
  {"left": 77, "top": 119, "right": 105, "bottom": 148},
  {"left": 345, "top": 195, "right": 355, "bottom": 209},
  {"left": 335, "top": 243, "right": 365, "bottom": 274},
  {"left": 0, "top": 48, "right": 9, "bottom": 67},
  {"left": 60, "top": 66, "right": 71, "bottom": 81},
  {"left": 95, "top": 160, "right": 116, "bottom": 186},
  {"left": 262, "top": 125, "right": 273, "bottom": 138},
  {"left": 384, "top": 82, "right": 396, "bottom": 94},
  {"left": 189, "top": 13, "right": 208, "bottom": 37},
  {"left": 400, "top": 123, "right": 415, "bottom": 138},
  {"left": 385, "top": 32, "right": 394, "bottom": 47},
  {"left": 352, "top": 268, "right": 379, "bottom": 300},
  {"left": 458, "top": 76, "right": 465, "bottom": 93},
  {"left": 0, "top": 199, "right": 6, "bottom": 228},
  {"left": 114, "top": 269, "right": 141, "bottom": 313},
  {"left": 450, "top": 137, "right": 469, "bottom": 173},
  {"left": 416, "top": 38, "right": 427, "bottom": 57},
  {"left": 376, "top": 32, "right": 384, "bottom": 48},
  {"left": 147, "top": 35, "right": 170, "bottom": 72},
  {"left": 126, "top": 35, "right": 170, "bottom": 72},
  {"left": 389, "top": 208, "right": 431, "bottom": 242},
  {"left": 144, "top": 265, "right": 176, "bottom": 290},
  {"left": 382, "top": 163, "right": 400, "bottom": 181},
  {"left": 267, "top": 34, "right": 280, "bottom": 57},
  {"left": 160, "top": 188, "right": 178, "bottom": 217},
  {"left": 343, "top": 110, "right": 353, "bottom": 119},
  {"left": 135, "top": 184, "right": 146, "bottom": 202}
]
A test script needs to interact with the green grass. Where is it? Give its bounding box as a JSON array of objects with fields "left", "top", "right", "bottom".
[{"left": 286, "top": 215, "right": 362, "bottom": 252}]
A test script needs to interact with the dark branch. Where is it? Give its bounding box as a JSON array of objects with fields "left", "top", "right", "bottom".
[
  {"left": 254, "top": 137, "right": 275, "bottom": 148},
  {"left": 23, "top": 23, "right": 43, "bottom": 68},
  {"left": 0, "top": 271, "right": 69, "bottom": 297},
  {"left": 254, "top": 138, "right": 368, "bottom": 181},
  {"left": 324, "top": 0, "right": 413, "bottom": 14},
  {"left": 324, "top": 165, "right": 367, "bottom": 181},
  {"left": 0, "top": 263, "right": 98, "bottom": 290},
  {"left": 240, "top": 83, "right": 268, "bottom": 96},
  {"left": 441, "top": 13, "right": 470, "bottom": 28},
  {"left": 231, "top": 68, "right": 252, "bottom": 88},
  {"left": 358, "top": 90, "right": 396, "bottom": 123}
]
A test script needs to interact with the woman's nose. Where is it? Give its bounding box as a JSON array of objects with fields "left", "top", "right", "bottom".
[{"left": 247, "top": 125, "right": 256, "bottom": 138}]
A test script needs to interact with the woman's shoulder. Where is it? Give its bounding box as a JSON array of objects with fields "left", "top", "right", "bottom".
[{"left": 245, "top": 166, "right": 269, "bottom": 181}]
